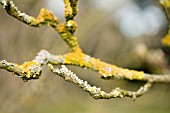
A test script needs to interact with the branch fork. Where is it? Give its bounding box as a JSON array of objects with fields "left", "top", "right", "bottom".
[{"left": 0, "top": 0, "right": 170, "bottom": 100}]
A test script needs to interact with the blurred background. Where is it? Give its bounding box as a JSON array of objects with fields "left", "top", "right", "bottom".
[{"left": 0, "top": 0, "right": 170, "bottom": 113}]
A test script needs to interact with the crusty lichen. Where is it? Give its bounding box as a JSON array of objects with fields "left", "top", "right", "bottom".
[
  {"left": 48, "top": 65, "right": 149, "bottom": 100},
  {"left": 162, "top": 32, "right": 170, "bottom": 46},
  {"left": 64, "top": 0, "right": 73, "bottom": 20},
  {"left": 56, "top": 21, "right": 79, "bottom": 50},
  {"left": 16, "top": 61, "right": 42, "bottom": 81},
  {"left": 0, "top": 0, "right": 32, "bottom": 24},
  {"left": 30, "top": 8, "right": 59, "bottom": 27},
  {"left": 0, "top": 60, "right": 42, "bottom": 81},
  {"left": 63, "top": 0, "right": 78, "bottom": 20},
  {"left": 56, "top": 51, "right": 145, "bottom": 80}
]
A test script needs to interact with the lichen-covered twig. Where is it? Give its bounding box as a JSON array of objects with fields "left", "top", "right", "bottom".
[
  {"left": 0, "top": 0, "right": 170, "bottom": 100},
  {"left": 144, "top": 73, "right": 170, "bottom": 83},
  {"left": 49, "top": 51, "right": 144, "bottom": 80},
  {"left": 0, "top": 49, "right": 163, "bottom": 100},
  {"left": 0, "top": 0, "right": 80, "bottom": 51},
  {"left": 48, "top": 64, "right": 152, "bottom": 100},
  {"left": 0, "top": 60, "right": 42, "bottom": 81},
  {"left": 1, "top": 49, "right": 170, "bottom": 84},
  {"left": 0, "top": 0, "right": 31, "bottom": 24},
  {"left": 36, "top": 50, "right": 170, "bottom": 83},
  {"left": 0, "top": 0, "right": 59, "bottom": 27},
  {"left": 64, "top": 0, "right": 78, "bottom": 21},
  {"left": 58, "top": 0, "right": 80, "bottom": 51}
]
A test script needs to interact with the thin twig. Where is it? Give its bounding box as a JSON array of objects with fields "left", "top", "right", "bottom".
[
  {"left": 48, "top": 64, "right": 152, "bottom": 100},
  {"left": 0, "top": 0, "right": 80, "bottom": 51},
  {"left": 0, "top": 60, "right": 42, "bottom": 81}
]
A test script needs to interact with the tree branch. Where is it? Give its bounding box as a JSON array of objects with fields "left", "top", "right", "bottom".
[
  {"left": 0, "top": 60, "right": 42, "bottom": 81},
  {"left": 0, "top": 0, "right": 80, "bottom": 51},
  {"left": 48, "top": 64, "right": 152, "bottom": 100},
  {"left": 0, "top": 0, "right": 170, "bottom": 100}
]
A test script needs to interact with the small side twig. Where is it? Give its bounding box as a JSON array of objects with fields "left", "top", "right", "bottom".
[
  {"left": 0, "top": 0, "right": 80, "bottom": 51},
  {"left": 144, "top": 74, "right": 170, "bottom": 83},
  {"left": 48, "top": 64, "right": 152, "bottom": 100}
]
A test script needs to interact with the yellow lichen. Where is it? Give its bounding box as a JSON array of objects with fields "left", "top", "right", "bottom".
[
  {"left": 160, "top": 0, "right": 170, "bottom": 7},
  {"left": 26, "top": 70, "right": 31, "bottom": 78},
  {"left": 64, "top": 0, "right": 73, "bottom": 20},
  {"left": 63, "top": 51, "right": 144, "bottom": 80},
  {"left": 66, "top": 20, "right": 77, "bottom": 33},
  {"left": 56, "top": 23, "right": 66, "bottom": 34},
  {"left": 64, "top": 51, "right": 84, "bottom": 65},
  {"left": 16, "top": 61, "right": 38, "bottom": 80},
  {"left": 162, "top": 33, "right": 170, "bottom": 46},
  {"left": 20, "top": 61, "right": 38, "bottom": 68},
  {"left": 133, "top": 71, "right": 144, "bottom": 80},
  {"left": 56, "top": 21, "right": 79, "bottom": 50},
  {"left": 63, "top": 0, "right": 78, "bottom": 20},
  {"left": 89, "top": 87, "right": 95, "bottom": 92},
  {"left": 100, "top": 91, "right": 105, "bottom": 96},
  {"left": 30, "top": 8, "right": 58, "bottom": 26}
]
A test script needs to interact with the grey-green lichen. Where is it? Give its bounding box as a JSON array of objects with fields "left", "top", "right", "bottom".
[
  {"left": 0, "top": 0, "right": 32, "bottom": 24},
  {"left": 48, "top": 64, "right": 152, "bottom": 100}
]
